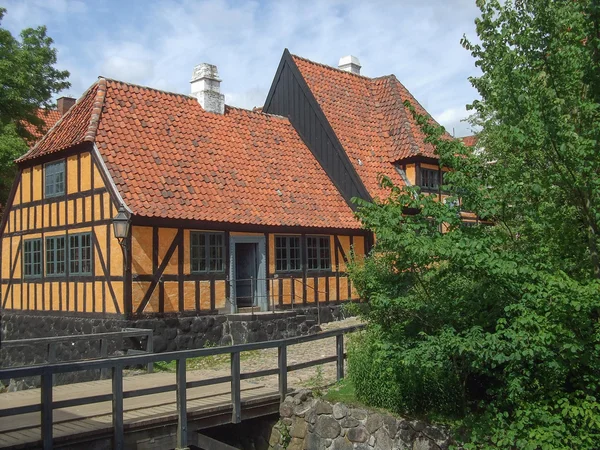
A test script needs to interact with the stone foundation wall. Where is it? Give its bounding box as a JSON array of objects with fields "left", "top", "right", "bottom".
[
  {"left": 274, "top": 391, "right": 456, "bottom": 450},
  {"left": 0, "top": 305, "right": 346, "bottom": 389}
]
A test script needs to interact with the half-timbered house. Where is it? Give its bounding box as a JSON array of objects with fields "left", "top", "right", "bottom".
[{"left": 1, "top": 50, "right": 474, "bottom": 321}]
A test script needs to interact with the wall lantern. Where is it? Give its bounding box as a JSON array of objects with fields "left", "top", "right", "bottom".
[{"left": 112, "top": 205, "right": 130, "bottom": 241}]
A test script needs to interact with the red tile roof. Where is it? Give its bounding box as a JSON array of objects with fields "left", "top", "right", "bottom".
[
  {"left": 23, "top": 109, "right": 62, "bottom": 144},
  {"left": 19, "top": 83, "right": 104, "bottom": 161},
  {"left": 292, "top": 55, "right": 447, "bottom": 198},
  {"left": 19, "top": 78, "right": 359, "bottom": 229},
  {"left": 460, "top": 135, "right": 478, "bottom": 147}
]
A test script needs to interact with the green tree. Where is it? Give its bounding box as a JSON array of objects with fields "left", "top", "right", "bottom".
[
  {"left": 0, "top": 7, "right": 70, "bottom": 207},
  {"left": 348, "top": 1, "right": 600, "bottom": 448}
]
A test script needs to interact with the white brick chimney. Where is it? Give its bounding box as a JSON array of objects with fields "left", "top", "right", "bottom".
[
  {"left": 338, "top": 55, "right": 361, "bottom": 75},
  {"left": 190, "top": 63, "right": 225, "bottom": 114}
]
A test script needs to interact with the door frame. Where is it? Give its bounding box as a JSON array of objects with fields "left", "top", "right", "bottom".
[{"left": 229, "top": 235, "right": 267, "bottom": 313}]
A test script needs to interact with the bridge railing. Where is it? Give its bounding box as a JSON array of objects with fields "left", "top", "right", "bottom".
[
  {"left": 0, "top": 324, "right": 365, "bottom": 450},
  {"left": 1, "top": 327, "right": 154, "bottom": 376}
]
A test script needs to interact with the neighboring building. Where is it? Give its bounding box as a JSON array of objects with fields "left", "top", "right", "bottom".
[
  {"left": 23, "top": 97, "right": 76, "bottom": 143},
  {"left": 0, "top": 50, "right": 469, "bottom": 320}
]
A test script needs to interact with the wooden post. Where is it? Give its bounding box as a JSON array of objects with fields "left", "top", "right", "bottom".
[
  {"left": 176, "top": 358, "right": 188, "bottom": 449},
  {"left": 41, "top": 369, "right": 53, "bottom": 450},
  {"left": 278, "top": 344, "right": 287, "bottom": 402},
  {"left": 336, "top": 334, "right": 344, "bottom": 381},
  {"left": 146, "top": 332, "right": 154, "bottom": 374},
  {"left": 100, "top": 338, "right": 108, "bottom": 379},
  {"left": 47, "top": 342, "right": 56, "bottom": 364},
  {"left": 112, "top": 365, "right": 124, "bottom": 450},
  {"left": 231, "top": 352, "right": 241, "bottom": 423}
]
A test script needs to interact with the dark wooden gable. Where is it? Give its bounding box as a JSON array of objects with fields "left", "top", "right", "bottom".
[{"left": 263, "top": 49, "right": 372, "bottom": 207}]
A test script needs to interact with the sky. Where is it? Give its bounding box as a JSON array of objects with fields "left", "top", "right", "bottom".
[{"left": 2, "top": 0, "right": 482, "bottom": 137}]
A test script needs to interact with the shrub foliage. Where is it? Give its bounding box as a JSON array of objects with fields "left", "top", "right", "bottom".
[{"left": 347, "top": 1, "right": 600, "bottom": 448}]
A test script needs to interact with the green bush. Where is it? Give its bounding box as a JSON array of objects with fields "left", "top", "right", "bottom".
[
  {"left": 346, "top": 2, "right": 600, "bottom": 447},
  {"left": 348, "top": 327, "right": 465, "bottom": 419}
]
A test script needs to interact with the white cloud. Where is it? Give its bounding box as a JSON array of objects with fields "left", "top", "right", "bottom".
[{"left": 2, "top": 0, "right": 482, "bottom": 135}]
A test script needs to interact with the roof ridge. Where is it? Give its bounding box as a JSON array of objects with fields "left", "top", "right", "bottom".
[
  {"left": 83, "top": 78, "right": 107, "bottom": 142},
  {"left": 383, "top": 75, "right": 422, "bottom": 157},
  {"left": 16, "top": 80, "right": 101, "bottom": 162},
  {"left": 291, "top": 53, "right": 373, "bottom": 80},
  {"left": 101, "top": 76, "right": 195, "bottom": 100},
  {"left": 225, "top": 104, "right": 289, "bottom": 120}
]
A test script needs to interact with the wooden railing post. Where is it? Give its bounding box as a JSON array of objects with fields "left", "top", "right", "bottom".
[
  {"left": 336, "top": 334, "right": 344, "bottom": 381},
  {"left": 112, "top": 364, "right": 124, "bottom": 450},
  {"left": 100, "top": 338, "right": 108, "bottom": 379},
  {"left": 146, "top": 332, "right": 154, "bottom": 374},
  {"left": 278, "top": 344, "right": 287, "bottom": 402},
  {"left": 41, "top": 369, "right": 53, "bottom": 450},
  {"left": 176, "top": 358, "right": 188, "bottom": 449},
  {"left": 231, "top": 352, "right": 241, "bottom": 424}
]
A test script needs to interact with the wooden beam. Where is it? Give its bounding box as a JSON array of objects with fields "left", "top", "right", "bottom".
[{"left": 136, "top": 229, "right": 182, "bottom": 314}]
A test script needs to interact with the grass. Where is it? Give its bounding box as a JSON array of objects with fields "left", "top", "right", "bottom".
[
  {"left": 325, "top": 378, "right": 359, "bottom": 405},
  {"left": 153, "top": 350, "right": 261, "bottom": 373}
]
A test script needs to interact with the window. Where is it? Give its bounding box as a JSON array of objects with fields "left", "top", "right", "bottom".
[
  {"left": 307, "top": 236, "right": 331, "bottom": 271},
  {"left": 46, "top": 236, "right": 66, "bottom": 276},
  {"left": 419, "top": 167, "right": 440, "bottom": 190},
  {"left": 23, "top": 239, "right": 42, "bottom": 278},
  {"left": 191, "top": 232, "right": 224, "bottom": 273},
  {"left": 275, "top": 236, "right": 301, "bottom": 272},
  {"left": 44, "top": 160, "right": 65, "bottom": 198},
  {"left": 69, "top": 233, "right": 92, "bottom": 275}
]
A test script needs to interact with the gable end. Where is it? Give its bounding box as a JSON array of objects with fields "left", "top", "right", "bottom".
[{"left": 263, "top": 49, "right": 372, "bottom": 207}]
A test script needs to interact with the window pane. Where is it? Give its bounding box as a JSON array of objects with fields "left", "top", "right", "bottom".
[
  {"left": 275, "top": 236, "right": 287, "bottom": 271},
  {"left": 319, "top": 237, "right": 331, "bottom": 270},
  {"left": 45, "top": 161, "right": 65, "bottom": 198},
  {"left": 190, "top": 232, "right": 207, "bottom": 272},
  {"left": 289, "top": 237, "right": 301, "bottom": 271},
  {"left": 209, "top": 234, "right": 223, "bottom": 272},
  {"left": 46, "top": 238, "right": 55, "bottom": 275},
  {"left": 307, "top": 237, "right": 318, "bottom": 270},
  {"left": 81, "top": 234, "right": 92, "bottom": 274},
  {"left": 70, "top": 235, "right": 80, "bottom": 274}
]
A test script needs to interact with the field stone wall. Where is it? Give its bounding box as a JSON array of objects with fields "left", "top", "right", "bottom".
[
  {"left": 0, "top": 305, "right": 346, "bottom": 390},
  {"left": 273, "top": 390, "right": 457, "bottom": 450}
]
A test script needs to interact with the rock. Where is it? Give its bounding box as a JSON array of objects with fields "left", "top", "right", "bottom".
[
  {"left": 346, "top": 426, "right": 369, "bottom": 443},
  {"left": 375, "top": 428, "right": 393, "bottom": 450},
  {"left": 294, "top": 402, "right": 313, "bottom": 417},
  {"left": 422, "top": 426, "right": 447, "bottom": 442},
  {"left": 315, "top": 415, "right": 341, "bottom": 439},
  {"left": 280, "top": 401, "right": 294, "bottom": 418},
  {"left": 366, "top": 413, "right": 383, "bottom": 433},
  {"left": 314, "top": 400, "right": 333, "bottom": 415},
  {"left": 269, "top": 428, "right": 281, "bottom": 446},
  {"left": 305, "top": 432, "right": 326, "bottom": 450},
  {"left": 382, "top": 415, "right": 398, "bottom": 437},
  {"left": 397, "top": 427, "right": 417, "bottom": 447},
  {"left": 282, "top": 417, "right": 293, "bottom": 426},
  {"left": 369, "top": 435, "right": 376, "bottom": 446},
  {"left": 332, "top": 436, "right": 353, "bottom": 450},
  {"left": 350, "top": 408, "right": 367, "bottom": 421},
  {"left": 332, "top": 403, "right": 348, "bottom": 420},
  {"left": 412, "top": 437, "right": 437, "bottom": 450},
  {"left": 297, "top": 389, "right": 312, "bottom": 402},
  {"left": 288, "top": 437, "right": 304, "bottom": 450},
  {"left": 340, "top": 416, "right": 360, "bottom": 428},
  {"left": 291, "top": 418, "right": 308, "bottom": 438},
  {"left": 410, "top": 420, "right": 427, "bottom": 432},
  {"left": 305, "top": 409, "right": 318, "bottom": 425}
]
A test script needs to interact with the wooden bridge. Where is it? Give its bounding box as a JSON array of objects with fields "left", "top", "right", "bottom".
[{"left": 0, "top": 326, "right": 361, "bottom": 449}]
